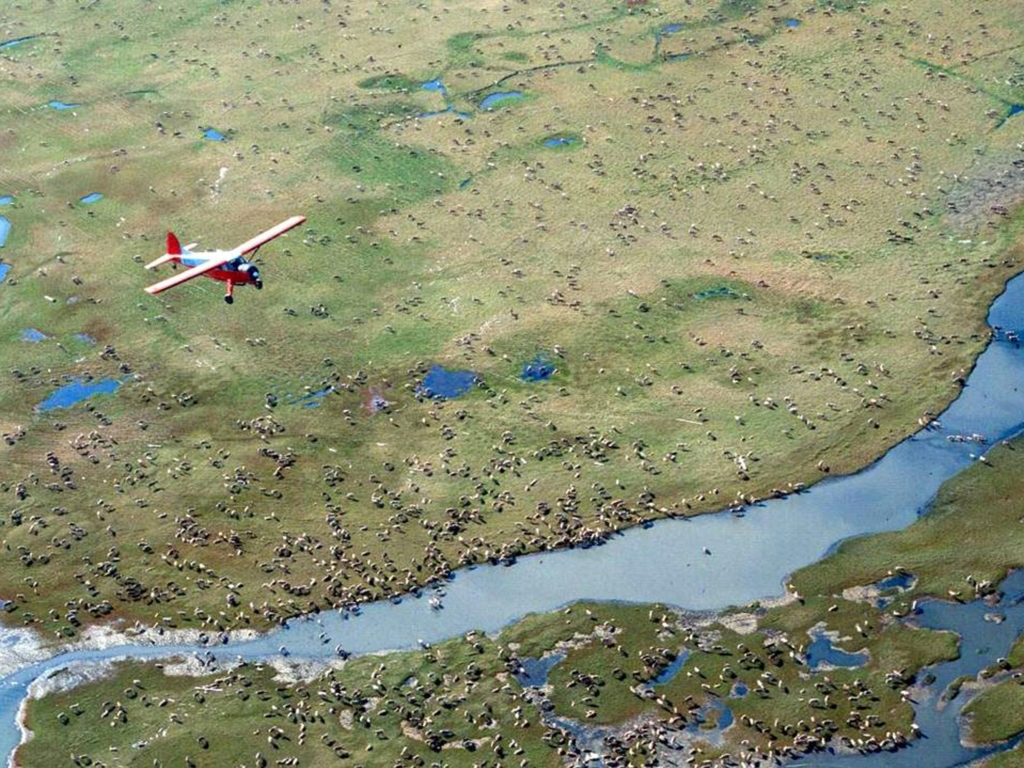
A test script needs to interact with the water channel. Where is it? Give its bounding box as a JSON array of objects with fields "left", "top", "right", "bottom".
[{"left": 4, "top": 273, "right": 1024, "bottom": 764}]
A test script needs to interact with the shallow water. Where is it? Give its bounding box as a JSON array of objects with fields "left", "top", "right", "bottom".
[
  {"left": 480, "top": 91, "right": 524, "bottom": 109},
  {"left": 421, "top": 79, "right": 447, "bottom": 95},
  {"left": 78, "top": 192, "right": 102, "bottom": 204},
  {"left": 0, "top": 217, "right": 8, "bottom": 248},
  {"left": 47, "top": 100, "right": 79, "bottom": 110},
  {"left": 202, "top": 127, "right": 227, "bottom": 141},
  {"left": 4, "top": 274, "right": 1024, "bottom": 765},
  {"left": 418, "top": 364, "right": 477, "bottom": 398},
  {"left": 36, "top": 378, "right": 122, "bottom": 411},
  {"left": 805, "top": 629, "right": 868, "bottom": 669}
]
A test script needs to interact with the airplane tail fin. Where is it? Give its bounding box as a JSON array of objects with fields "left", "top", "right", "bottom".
[{"left": 144, "top": 233, "right": 183, "bottom": 270}]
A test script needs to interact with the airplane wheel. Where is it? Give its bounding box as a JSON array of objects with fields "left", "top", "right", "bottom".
[
  {"left": 224, "top": 295, "right": 234, "bottom": 304},
  {"left": 254, "top": 280, "right": 263, "bottom": 290}
]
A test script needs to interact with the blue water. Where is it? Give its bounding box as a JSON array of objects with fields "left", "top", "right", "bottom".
[
  {"left": 6, "top": 275, "right": 1024, "bottom": 765},
  {"left": 1008, "top": 104, "right": 1024, "bottom": 118},
  {"left": 649, "top": 649, "right": 690, "bottom": 686},
  {"left": 806, "top": 629, "right": 869, "bottom": 669},
  {"left": 20, "top": 328, "right": 47, "bottom": 343},
  {"left": 784, "top": 18, "right": 802, "bottom": 27},
  {"left": 480, "top": 91, "right": 524, "bottom": 110},
  {"left": 877, "top": 572, "right": 916, "bottom": 591},
  {"left": 0, "top": 195, "right": 13, "bottom": 206},
  {"left": 74, "top": 333, "right": 97, "bottom": 345},
  {"left": 0, "top": 217, "right": 8, "bottom": 248},
  {"left": 661, "top": 23, "right": 684, "bottom": 34},
  {"left": 421, "top": 79, "right": 447, "bottom": 95},
  {"left": 0, "top": 263, "right": 9, "bottom": 281},
  {"left": 522, "top": 355, "right": 556, "bottom": 381},
  {"left": 515, "top": 652, "right": 565, "bottom": 687},
  {"left": 730, "top": 682, "right": 748, "bottom": 698},
  {"left": 418, "top": 365, "right": 477, "bottom": 399},
  {"left": 544, "top": 136, "right": 578, "bottom": 148},
  {"left": 79, "top": 192, "right": 103, "bottom": 204},
  {"left": 202, "top": 127, "right": 227, "bottom": 141},
  {"left": 459, "top": 177, "right": 472, "bottom": 189},
  {"left": 0, "top": 36, "right": 35, "bottom": 50},
  {"left": 47, "top": 100, "right": 79, "bottom": 110},
  {"left": 36, "top": 378, "right": 122, "bottom": 411}
]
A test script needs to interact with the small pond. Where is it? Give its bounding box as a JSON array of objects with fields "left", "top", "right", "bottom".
[
  {"left": 522, "top": 355, "right": 556, "bottom": 381},
  {"left": 805, "top": 628, "right": 869, "bottom": 669},
  {"left": 480, "top": 91, "right": 524, "bottom": 110},
  {"left": 36, "top": 378, "right": 122, "bottom": 411},
  {"left": 421, "top": 79, "right": 447, "bottom": 95},
  {"left": 417, "top": 365, "right": 477, "bottom": 399}
]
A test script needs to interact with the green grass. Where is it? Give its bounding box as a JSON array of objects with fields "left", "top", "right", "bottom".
[{"left": 964, "top": 679, "right": 1024, "bottom": 745}]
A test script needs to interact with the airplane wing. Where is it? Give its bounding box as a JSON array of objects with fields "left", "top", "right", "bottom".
[
  {"left": 234, "top": 215, "right": 306, "bottom": 256},
  {"left": 144, "top": 252, "right": 236, "bottom": 295}
]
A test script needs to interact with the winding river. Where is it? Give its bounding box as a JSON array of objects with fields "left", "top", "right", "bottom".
[{"left": 5, "top": 274, "right": 1024, "bottom": 765}]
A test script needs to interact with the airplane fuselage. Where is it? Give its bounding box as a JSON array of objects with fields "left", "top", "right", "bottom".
[{"left": 177, "top": 253, "right": 261, "bottom": 287}]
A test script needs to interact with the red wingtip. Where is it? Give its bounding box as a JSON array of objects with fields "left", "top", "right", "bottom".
[{"left": 166, "top": 232, "right": 181, "bottom": 256}]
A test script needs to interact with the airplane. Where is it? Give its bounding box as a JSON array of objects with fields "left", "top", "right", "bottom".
[{"left": 144, "top": 215, "right": 306, "bottom": 304}]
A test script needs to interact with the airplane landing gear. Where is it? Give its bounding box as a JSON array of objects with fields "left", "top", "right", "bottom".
[
  {"left": 224, "top": 294, "right": 234, "bottom": 304},
  {"left": 224, "top": 279, "right": 234, "bottom": 304}
]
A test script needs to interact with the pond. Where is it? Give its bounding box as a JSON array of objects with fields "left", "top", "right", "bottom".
[
  {"left": 47, "top": 100, "right": 79, "bottom": 110},
  {"left": 543, "top": 135, "right": 580, "bottom": 148},
  {"left": 0, "top": 216, "right": 8, "bottom": 248},
  {"left": 522, "top": 354, "right": 556, "bottom": 381},
  {"left": 202, "top": 127, "right": 227, "bottom": 141},
  {"left": 480, "top": 91, "right": 524, "bottom": 110},
  {"left": 417, "top": 364, "right": 477, "bottom": 399},
  {"left": 36, "top": 378, "right": 122, "bottom": 411},
  {"left": 79, "top": 192, "right": 103, "bottom": 204},
  {"left": 805, "top": 628, "right": 869, "bottom": 669},
  {"left": 420, "top": 79, "right": 447, "bottom": 95}
]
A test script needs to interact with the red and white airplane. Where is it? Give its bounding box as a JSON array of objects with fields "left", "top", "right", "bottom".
[{"left": 144, "top": 215, "right": 306, "bottom": 304}]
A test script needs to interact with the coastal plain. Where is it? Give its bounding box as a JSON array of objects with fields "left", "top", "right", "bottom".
[{"left": 3, "top": 0, "right": 1024, "bottom": 764}]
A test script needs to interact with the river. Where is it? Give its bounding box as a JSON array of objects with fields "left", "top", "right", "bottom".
[{"left": 4, "top": 273, "right": 1024, "bottom": 765}]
